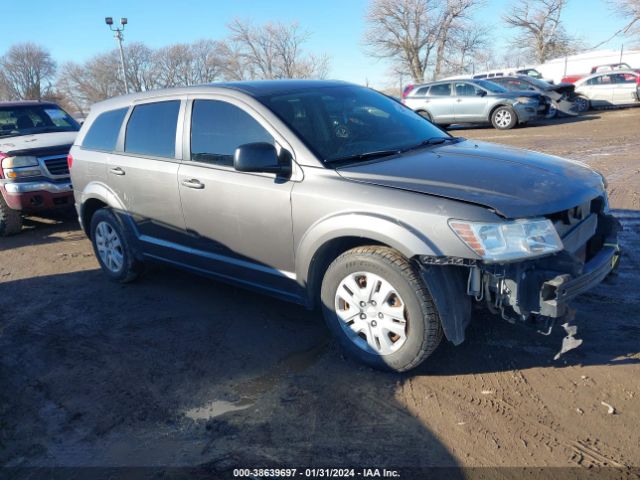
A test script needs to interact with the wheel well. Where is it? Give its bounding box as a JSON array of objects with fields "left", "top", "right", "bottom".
[
  {"left": 416, "top": 109, "right": 432, "bottom": 120},
  {"left": 306, "top": 236, "right": 386, "bottom": 308},
  {"left": 81, "top": 198, "right": 107, "bottom": 239},
  {"left": 489, "top": 103, "right": 517, "bottom": 122}
]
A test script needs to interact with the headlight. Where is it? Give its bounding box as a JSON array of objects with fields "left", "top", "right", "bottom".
[
  {"left": 449, "top": 218, "right": 563, "bottom": 262},
  {"left": 1, "top": 155, "right": 38, "bottom": 169},
  {"left": 516, "top": 96, "right": 536, "bottom": 104}
]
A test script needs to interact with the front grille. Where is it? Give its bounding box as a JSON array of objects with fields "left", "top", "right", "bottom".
[{"left": 42, "top": 155, "right": 69, "bottom": 176}]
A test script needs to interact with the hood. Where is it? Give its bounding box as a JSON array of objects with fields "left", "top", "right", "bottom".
[
  {"left": 0, "top": 131, "right": 78, "bottom": 155},
  {"left": 337, "top": 139, "right": 604, "bottom": 218}
]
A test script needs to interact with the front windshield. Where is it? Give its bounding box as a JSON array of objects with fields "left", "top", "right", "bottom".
[
  {"left": 0, "top": 105, "right": 80, "bottom": 138},
  {"left": 474, "top": 80, "right": 508, "bottom": 93},
  {"left": 259, "top": 85, "right": 449, "bottom": 163}
]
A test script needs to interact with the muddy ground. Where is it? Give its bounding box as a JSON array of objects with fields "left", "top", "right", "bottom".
[{"left": 1, "top": 108, "right": 639, "bottom": 478}]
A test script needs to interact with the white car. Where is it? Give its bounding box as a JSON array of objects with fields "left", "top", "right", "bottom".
[{"left": 573, "top": 70, "right": 640, "bottom": 112}]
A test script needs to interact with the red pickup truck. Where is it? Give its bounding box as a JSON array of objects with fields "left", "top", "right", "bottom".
[{"left": 0, "top": 101, "right": 79, "bottom": 236}]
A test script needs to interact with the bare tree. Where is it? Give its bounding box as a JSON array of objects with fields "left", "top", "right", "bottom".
[
  {"left": 503, "top": 0, "right": 579, "bottom": 63},
  {"left": 442, "top": 23, "right": 490, "bottom": 75},
  {"left": 124, "top": 42, "right": 161, "bottom": 92},
  {"left": 0, "top": 43, "right": 56, "bottom": 100},
  {"left": 228, "top": 19, "right": 330, "bottom": 79},
  {"left": 364, "top": 0, "right": 438, "bottom": 83},
  {"left": 364, "top": 0, "right": 484, "bottom": 83},
  {"left": 432, "top": 0, "right": 483, "bottom": 79},
  {"left": 597, "top": 0, "right": 640, "bottom": 47}
]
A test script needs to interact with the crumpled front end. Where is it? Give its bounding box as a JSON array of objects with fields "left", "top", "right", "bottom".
[{"left": 468, "top": 195, "right": 621, "bottom": 333}]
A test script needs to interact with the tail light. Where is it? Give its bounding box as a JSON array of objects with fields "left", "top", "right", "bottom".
[
  {"left": 402, "top": 84, "right": 415, "bottom": 99},
  {"left": 67, "top": 154, "right": 73, "bottom": 170}
]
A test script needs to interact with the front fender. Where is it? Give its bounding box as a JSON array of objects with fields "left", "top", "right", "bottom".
[{"left": 295, "top": 211, "right": 443, "bottom": 286}]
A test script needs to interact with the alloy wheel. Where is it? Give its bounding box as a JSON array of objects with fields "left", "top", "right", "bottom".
[
  {"left": 95, "top": 221, "right": 124, "bottom": 273},
  {"left": 494, "top": 109, "right": 512, "bottom": 128}
]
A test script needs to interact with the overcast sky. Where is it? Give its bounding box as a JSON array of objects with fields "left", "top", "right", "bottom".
[{"left": 2, "top": 0, "right": 630, "bottom": 88}]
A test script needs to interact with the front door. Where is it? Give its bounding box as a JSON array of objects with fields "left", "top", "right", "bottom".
[
  {"left": 177, "top": 97, "right": 299, "bottom": 300},
  {"left": 452, "top": 82, "right": 489, "bottom": 122}
]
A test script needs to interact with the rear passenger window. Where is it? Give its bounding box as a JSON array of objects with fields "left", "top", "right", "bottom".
[
  {"left": 429, "top": 84, "right": 451, "bottom": 96},
  {"left": 125, "top": 101, "right": 180, "bottom": 158},
  {"left": 82, "top": 107, "right": 128, "bottom": 151},
  {"left": 190, "top": 100, "right": 273, "bottom": 167},
  {"left": 415, "top": 87, "right": 430, "bottom": 96}
]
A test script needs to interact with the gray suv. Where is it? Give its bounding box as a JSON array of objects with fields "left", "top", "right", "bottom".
[
  {"left": 70, "top": 80, "right": 620, "bottom": 372},
  {"left": 403, "top": 79, "right": 546, "bottom": 129}
]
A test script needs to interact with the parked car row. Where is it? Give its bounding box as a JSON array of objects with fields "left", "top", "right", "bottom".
[{"left": 401, "top": 70, "right": 640, "bottom": 129}]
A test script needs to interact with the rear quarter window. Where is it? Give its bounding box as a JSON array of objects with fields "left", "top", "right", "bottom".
[
  {"left": 82, "top": 107, "right": 128, "bottom": 151},
  {"left": 125, "top": 100, "right": 181, "bottom": 158}
]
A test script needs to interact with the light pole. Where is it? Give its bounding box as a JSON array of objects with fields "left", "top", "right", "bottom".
[{"left": 105, "top": 16, "right": 129, "bottom": 94}]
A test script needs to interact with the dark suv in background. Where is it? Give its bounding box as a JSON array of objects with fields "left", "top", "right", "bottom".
[{"left": 0, "top": 101, "right": 79, "bottom": 235}]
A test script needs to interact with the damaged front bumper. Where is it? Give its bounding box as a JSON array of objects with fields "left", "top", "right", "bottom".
[{"left": 471, "top": 210, "right": 621, "bottom": 332}]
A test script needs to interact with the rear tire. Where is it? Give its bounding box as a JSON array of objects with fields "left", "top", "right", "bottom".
[
  {"left": 491, "top": 105, "right": 518, "bottom": 130},
  {"left": 0, "top": 195, "right": 22, "bottom": 236},
  {"left": 90, "top": 208, "right": 143, "bottom": 283},
  {"left": 320, "top": 246, "right": 443, "bottom": 372}
]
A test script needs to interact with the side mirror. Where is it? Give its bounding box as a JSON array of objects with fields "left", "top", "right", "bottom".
[
  {"left": 234, "top": 142, "right": 291, "bottom": 176},
  {"left": 477, "top": 90, "right": 487, "bottom": 97}
]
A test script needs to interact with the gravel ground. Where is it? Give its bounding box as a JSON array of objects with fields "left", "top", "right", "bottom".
[{"left": 1, "top": 108, "right": 639, "bottom": 478}]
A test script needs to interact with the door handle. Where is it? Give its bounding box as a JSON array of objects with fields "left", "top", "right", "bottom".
[
  {"left": 456, "top": 99, "right": 462, "bottom": 102},
  {"left": 181, "top": 178, "right": 205, "bottom": 189},
  {"left": 109, "top": 167, "right": 125, "bottom": 176}
]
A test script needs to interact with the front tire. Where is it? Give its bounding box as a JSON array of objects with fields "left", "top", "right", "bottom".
[
  {"left": 491, "top": 105, "right": 518, "bottom": 130},
  {"left": 320, "top": 246, "right": 443, "bottom": 372},
  {"left": 573, "top": 95, "right": 590, "bottom": 113},
  {"left": 90, "top": 208, "right": 142, "bottom": 283},
  {"left": 0, "top": 194, "right": 22, "bottom": 236}
]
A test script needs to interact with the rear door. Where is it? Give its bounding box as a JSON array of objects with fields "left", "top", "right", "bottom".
[
  {"left": 424, "top": 83, "right": 454, "bottom": 123},
  {"left": 452, "top": 82, "right": 489, "bottom": 122},
  {"left": 611, "top": 73, "right": 639, "bottom": 105},
  {"left": 106, "top": 99, "right": 187, "bottom": 246}
]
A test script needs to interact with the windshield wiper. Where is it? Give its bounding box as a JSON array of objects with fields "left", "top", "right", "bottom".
[
  {"left": 326, "top": 149, "right": 401, "bottom": 165},
  {"left": 402, "top": 136, "right": 458, "bottom": 153}
]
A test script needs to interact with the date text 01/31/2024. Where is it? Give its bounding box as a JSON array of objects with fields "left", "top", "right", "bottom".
[{"left": 232, "top": 468, "right": 401, "bottom": 478}]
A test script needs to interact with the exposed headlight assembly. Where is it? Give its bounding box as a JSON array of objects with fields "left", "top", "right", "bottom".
[{"left": 449, "top": 218, "right": 563, "bottom": 262}]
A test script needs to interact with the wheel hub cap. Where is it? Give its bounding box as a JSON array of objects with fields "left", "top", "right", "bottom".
[
  {"left": 95, "top": 221, "right": 124, "bottom": 273},
  {"left": 334, "top": 271, "right": 408, "bottom": 356}
]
